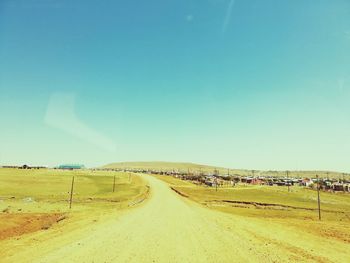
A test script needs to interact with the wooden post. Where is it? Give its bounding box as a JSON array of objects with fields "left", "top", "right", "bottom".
[
  {"left": 215, "top": 177, "right": 218, "bottom": 192},
  {"left": 69, "top": 176, "right": 75, "bottom": 209},
  {"left": 129, "top": 173, "right": 131, "bottom": 182},
  {"left": 316, "top": 174, "right": 321, "bottom": 220},
  {"left": 286, "top": 170, "right": 290, "bottom": 192},
  {"left": 113, "top": 175, "right": 116, "bottom": 192}
]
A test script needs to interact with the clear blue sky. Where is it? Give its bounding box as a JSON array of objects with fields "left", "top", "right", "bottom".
[{"left": 0, "top": 0, "right": 349, "bottom": 171}]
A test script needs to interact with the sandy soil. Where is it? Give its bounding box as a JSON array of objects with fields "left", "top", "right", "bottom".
[
  {"left": 1, "top": 175, "right": 349, "bottom": 263},
  {"left": 0, "top": 213, "right": 65, "bottom": 240}
]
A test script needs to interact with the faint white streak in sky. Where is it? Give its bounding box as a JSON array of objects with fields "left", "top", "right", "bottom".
[
  {"left": 45, "top": 93, "right": 117, "bottom": 152},
  {"left": 222, "top": 0, "right": 235, "bottom": 33}
]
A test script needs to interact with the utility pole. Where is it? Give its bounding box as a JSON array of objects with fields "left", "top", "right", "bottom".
[
  {"left": 69, "top": 176, "right": 75, "bottom": 209},
  {"left": 316, "top": 174, "right": 321, "bottom": 220},
  {"left": 113, "top": 175, "right": 116, "bottom": 192}
]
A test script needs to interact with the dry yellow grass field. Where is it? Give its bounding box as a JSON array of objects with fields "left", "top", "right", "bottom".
[
  {"left": 0, "top": 168, "right": 148, "bottom": 242},
  {"left": 1, "top": 168, "right": 349, "bottom": 262}
]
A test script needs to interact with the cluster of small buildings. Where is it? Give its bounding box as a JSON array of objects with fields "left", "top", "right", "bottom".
[
  {"left": 57, "top": 164, "right": 85, "bottom": 170},
  {"left": 237, "top": 176, "right": 350, "bottom": 192},
  {"left": 87, "top": 167, "right": 350, "bottom": 193},
  {"left": 0, "top": 164, "right": 85, "bottom": 170},
  {"left": 318, "top": 179, "right": 350, "bottom": 192},
  {"left": 1, "top": 165, "right": 47, "bottom": 169}
]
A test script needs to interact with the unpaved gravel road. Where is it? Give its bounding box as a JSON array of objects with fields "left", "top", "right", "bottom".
[{"left": 3, "top": 175, "right": 349, "bottom": 263}]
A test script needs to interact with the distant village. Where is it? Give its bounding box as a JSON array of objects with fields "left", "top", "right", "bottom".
[
  {"left": 1, "top": 164, "right": 350, "bottom": 193},
  {"left": 101, "top": 167, "right": 350, "bottom": 193},
  {"left": 1, "top": 164, "right": 85, "bottom": 170}
]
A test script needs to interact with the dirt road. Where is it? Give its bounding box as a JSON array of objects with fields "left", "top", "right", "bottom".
[{"left": 3, "top": 175, "right": 349, "bottom": 262}]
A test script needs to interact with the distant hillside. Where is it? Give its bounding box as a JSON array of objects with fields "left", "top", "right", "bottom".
[{"left": 101, "top": 161, "right": 349, "bottom": 179}]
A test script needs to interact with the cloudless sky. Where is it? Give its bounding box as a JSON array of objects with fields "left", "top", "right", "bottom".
[{"left": 0, "top": 0, "right": 350, "bottom": 171}]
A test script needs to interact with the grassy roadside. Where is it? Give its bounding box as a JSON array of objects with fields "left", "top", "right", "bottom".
[
  {"left": 154, "top": 174, "right": 350, "bottom": 244},
  {"left": 0, "top": 168, "right": 149, "bottom": 241}
]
